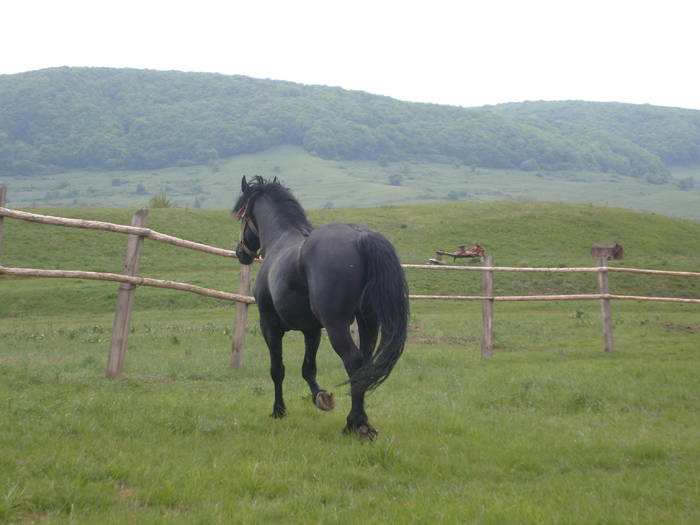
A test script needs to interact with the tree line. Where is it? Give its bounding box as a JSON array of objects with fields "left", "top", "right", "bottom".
[{"left": 1, "top": 67, "right": 698, "bottom": 178}]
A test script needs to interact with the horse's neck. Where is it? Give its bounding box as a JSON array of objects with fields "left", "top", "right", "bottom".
[{"left": 255, "top": 200, "right": 307, "bottom": 254}]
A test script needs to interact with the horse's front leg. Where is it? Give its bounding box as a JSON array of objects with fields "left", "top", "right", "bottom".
[
  {"left": 302, "top": 328, "right": 335, "bottom": 411},
  {"left": 261, "top": 316, "right": 286, "bottom": 418}
]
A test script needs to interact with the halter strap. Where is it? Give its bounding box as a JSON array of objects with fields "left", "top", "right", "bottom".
[
  {"left": 243, "top": 215, "right": 259, "bottom": 236},
  {"left": 236, "top": 204, "right": 260, "bottom": 259},
  {"left": 236, "top": 205, "right": 259, "bottom": 235},
  {"left": 237, "top": 238, "right": 258, "bottom": 258}
]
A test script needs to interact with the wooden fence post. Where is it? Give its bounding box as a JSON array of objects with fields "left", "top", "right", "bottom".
[
  {"left": 106, "top": 209, "right": 149, "bottom": 378},
  {"left": 481, "top": 256, "right": 494, "bottom": 359},
  {"left": 597, "top": 257, "right": 614, "bottom": 352},
  {"left": 0, "top": 186, "right": 6, "bottom": 256},
  {"left": 230, "top": 263, "right": 252, "bottom": 368}
]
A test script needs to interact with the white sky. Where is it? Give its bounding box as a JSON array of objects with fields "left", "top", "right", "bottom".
[{"left": 2, "top": 0, "right": 699, "bottom": 110}]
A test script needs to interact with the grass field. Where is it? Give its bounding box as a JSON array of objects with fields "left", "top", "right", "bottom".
[
  {"left": 1, "top": 302, "right": 699, "bottom": 524},
  {"left": 2, "top": 146, "right": 699, "bottom": 221},
  {"left": 1, "top": 202, "right": 699, "bottom": 523}
]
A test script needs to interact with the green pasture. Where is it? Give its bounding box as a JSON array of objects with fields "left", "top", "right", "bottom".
[
  {"left": 1, "top": 202, "right": 699, "bottom": 523},
  {"left": 1, "top": 301, "right": 699, "bottom": 524}
]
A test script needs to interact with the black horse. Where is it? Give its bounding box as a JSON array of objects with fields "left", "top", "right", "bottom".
[{"left": 233, "top": 176, "right": 409, "bottom": 438}]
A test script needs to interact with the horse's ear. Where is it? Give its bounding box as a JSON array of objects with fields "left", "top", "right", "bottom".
[
  {"left": 272, "top": 176, "right": 279, "bottom": 184},
  {"left": 241, "top": 176, "right": 248, "bottom": 193}
]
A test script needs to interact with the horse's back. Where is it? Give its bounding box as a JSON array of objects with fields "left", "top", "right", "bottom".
[{"left": 303, "top": 222, "right": 373, "bottom": 271}]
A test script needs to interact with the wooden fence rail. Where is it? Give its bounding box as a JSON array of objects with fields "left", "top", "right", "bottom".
[
  {"left": 0, "top": 267, "right": 256, "bottom": 303},
  {"left": 408, "top": 292, "right": 700, "bottom": 304},
  {"left": 0, "top": 206, "right": 237, "bottom": 258},
  {"left": 404, "top": 263, "right": 700, "bottom": 278},
  {"left": 1, "top": 193, "right": 698, "bottom": 369}
]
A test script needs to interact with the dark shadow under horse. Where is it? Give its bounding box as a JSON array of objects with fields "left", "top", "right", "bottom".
[{"left": 233, "top": 176, "right": 409, "bottom": 438}]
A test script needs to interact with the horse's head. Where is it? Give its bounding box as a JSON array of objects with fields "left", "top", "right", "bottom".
[
  {"left": 235, "top": 214, "right": 260, "bottom": 265},
  {"left": 233, "top": 175, "right": 310, "bottom": 264},
  {"left": 233, "top": 176, "right": 267, "bottom": 264}
]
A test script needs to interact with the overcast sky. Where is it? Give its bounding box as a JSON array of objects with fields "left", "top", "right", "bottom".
[{"left": 2, "top": 0, "right": 698, "bottom": 110}]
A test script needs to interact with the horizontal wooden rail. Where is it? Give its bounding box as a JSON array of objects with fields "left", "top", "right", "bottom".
[
  {"left": 410, "top": 293, "right": 700, "bottom": 304},
  {"left": 0, "top": 266, "right": 255, "bottom": 304},
  {"left": 5, "top": 266, "right": 696, "bottom": 305},
  {"left": 606, "top": 294, "right": 700, "bottom": 304},
  {"left": 606, "top": 267, "right": 700, "bottom": 278},
  {"left": 403, "top": 263, "right": 700, "bottom": 278},
  {"left": 0, "top": 207, "right": 238, "bottom": 258}
]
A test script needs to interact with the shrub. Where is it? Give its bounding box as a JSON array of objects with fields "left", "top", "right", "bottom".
[{"left": 149, "top": 193, "right": 174, "bottom": 208}]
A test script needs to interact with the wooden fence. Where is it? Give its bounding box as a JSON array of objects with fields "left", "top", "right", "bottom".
[
  {"left": 0, "top": 200, "right": 257, "bottom": 378},
  {"left": 1, "top": 192, "right": 699, "bottom": 375},
  {"left": 404, "top": 259, "right": 700, "bottom": 357}
]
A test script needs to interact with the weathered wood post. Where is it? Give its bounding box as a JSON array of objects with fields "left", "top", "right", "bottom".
[
  {"left": 106, "top": 209, "right": 148, "bottom": 378},
  {"left": 597, "top": 257, "right": 614, "bottom": 352},
  {"left": 481, "top": 256, "right": 494, "bottom": 359},
  {"left": 0, "top": 186, "right": 6, "bottom": 256},
  {"left": 230, "top": 263, "right": 252, "bottom": 368}
]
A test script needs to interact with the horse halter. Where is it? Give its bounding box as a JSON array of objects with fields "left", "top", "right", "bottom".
[{"left": 235, "top": 204, "right": 260, "bottom": 260}]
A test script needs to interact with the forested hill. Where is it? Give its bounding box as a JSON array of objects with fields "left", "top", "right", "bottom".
[
  {"left": 1, "top": 67, "right": 699, "bottom": 178},
  {"left": 492, "top": 101, "right": 700, "bottom": 166}
]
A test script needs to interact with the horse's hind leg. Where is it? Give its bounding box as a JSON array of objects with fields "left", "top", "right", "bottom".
[
  {"left": 302, "top": 328, "right": 335, "bottom": 411},
  {"left": 352, "top": 314, "right": 380, "bottom": 439},
  {"left": 260, "top": 315, "right": 286, "bottom": 418},
  {"left": 325, "top": 324, "right": 375, "bottom": 439}
]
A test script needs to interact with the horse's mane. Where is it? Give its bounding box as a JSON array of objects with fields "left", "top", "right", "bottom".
[{"left": 234, "top": 176, "right": 313, "bottom": 235}]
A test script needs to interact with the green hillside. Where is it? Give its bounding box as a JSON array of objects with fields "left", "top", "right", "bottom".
[
  {"left": 3, "top": 146, "right": 700, "bottom": 222},
  {"left": 2, "top": 67, "right": 699, "bottom": 179},
  {"left": 2, "top": 201, "right": 699, "bottom": 318},
  {"left": 494, "top": 100, "right": 700, "bottom": 165},
  {"left": 3, "top": 68, "right": 699, "bottom": 220}
]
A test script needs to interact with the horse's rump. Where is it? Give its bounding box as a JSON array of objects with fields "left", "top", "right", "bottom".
[{"left": 300, "top": 223, "right": 408, "bottom": 391}]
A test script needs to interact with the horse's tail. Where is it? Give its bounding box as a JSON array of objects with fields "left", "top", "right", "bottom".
[{"left": 353, "top": 231, "right": 409, "bottom": 392}]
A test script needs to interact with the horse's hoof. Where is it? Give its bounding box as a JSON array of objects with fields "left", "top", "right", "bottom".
[
  {"left": 357, "top": 424, "right": 378, "bottom": 440},
  {"left": 314, "top": 391, "right": 335, "bottom": 411},
  {"left": 269, "top": 405, "right": 286, "bottom": 419},
  {"left": 343, "top": 423, "right": 378, "bottom": 440}
]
